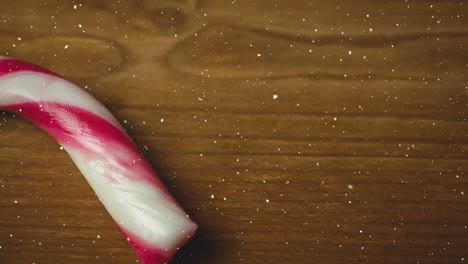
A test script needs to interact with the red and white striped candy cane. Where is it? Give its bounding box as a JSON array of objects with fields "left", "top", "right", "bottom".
[{"left": 0, "top": 57, "right": 197, "bottom": 264}]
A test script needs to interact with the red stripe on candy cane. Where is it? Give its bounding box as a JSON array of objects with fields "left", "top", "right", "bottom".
[
  {"left": 0, "top": 58, "right": 60, "bottom": 77},
  {"left": 3, "top": 102, "right": 169, "bottom": 190}
]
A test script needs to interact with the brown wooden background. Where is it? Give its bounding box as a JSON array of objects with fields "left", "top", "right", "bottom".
[{"left": 0, "top": 0, "right": 467, "bottom": 263}]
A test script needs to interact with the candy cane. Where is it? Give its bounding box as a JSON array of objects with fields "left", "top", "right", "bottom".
[{"left": 0, "top": 57, "right": 197, "bottom": 264}]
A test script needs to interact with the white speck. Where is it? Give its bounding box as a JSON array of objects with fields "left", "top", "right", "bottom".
[
  {"left": 97, "top": 235, "right": 101, "bottom": 239},
  {"left": 210, "top": 194, "right": 214, "bottom": 199},
  {"left": 272, "top": 94, "right": 278, "bottom": 100},
  {"left": 265, "top": 199, "right": 270, "bottom": 203},
  {"left": 347, "top": 184, "right": 354, "bottom": 189},
  {"left": 17, "top": 37, "right": 22, "bottom": 41},
  {"left": 73, "top": 5, "right": 77, "bottom": 9},
  {"left": 223, "top": 197, "right": 227, "bottom": 201},
  {"left": 78, "top": 24, "right": 82, "bottom": 28},
  {"left": 160, "top": 118, "right": 164, "bottom": 123},
  {"left": 257, "top": 53, "right": 261, "bottom": 57},
  {"left": 14, "top": 200, "right": 18, "bottom": 204},
  {"left": 369, "top": 28, "right": 373, "bottom": 32},
  {"left": 348, "top": 50, "right": 352, "bottom": 55},
  {"left": 64, "top": 44, "right": 69, "bottom": 49},
  {"left": 59, "top": 146, "right": 64, "bottom": 150}
]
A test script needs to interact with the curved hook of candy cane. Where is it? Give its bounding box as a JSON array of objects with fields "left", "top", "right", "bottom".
[{"left": 0, "top": 57, "right": 197, "bottom": 264}]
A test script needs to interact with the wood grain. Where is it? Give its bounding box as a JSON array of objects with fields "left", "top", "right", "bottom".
[{"left": 0, "top": 0, "right": 467, "bottom": 263}]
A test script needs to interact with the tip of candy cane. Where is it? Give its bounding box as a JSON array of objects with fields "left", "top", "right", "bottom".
[
  {"left": 123, "top": 221, "right": 198, "bottom": 264},
  {"left": 134, "top": 247, "right": 168, "bottom": 264}
]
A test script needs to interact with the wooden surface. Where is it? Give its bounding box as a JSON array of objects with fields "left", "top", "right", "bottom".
[{"left": 0, "top": 0, "right": 467, "bottom": 263}]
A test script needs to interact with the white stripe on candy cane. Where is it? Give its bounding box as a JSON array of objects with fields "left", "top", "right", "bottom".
[
  {"left": 0, "top": 71, "right": 119, "bottom": 127},
  {"left": 67, "top": 148, "right": 196, "bottom": 250}
]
